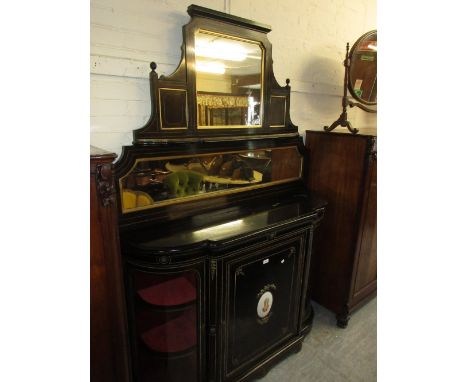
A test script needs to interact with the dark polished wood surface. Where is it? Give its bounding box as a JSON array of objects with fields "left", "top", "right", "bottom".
[
  {"left": 90, "top": 148, "right": 130, "bottom": 382},
  {"left": 305, "top": 130, "right": 376, "bottom": 328},
  {"left": 121, "top": 193, "right": 326, "bottom": 253},
  {"left": 187, "top": 4, "right": 272, "bottom": 32},
  {"left": 351, "top": 155, "right": 377, "bottom": 300}
]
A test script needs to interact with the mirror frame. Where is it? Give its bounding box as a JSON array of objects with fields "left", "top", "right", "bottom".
[
  {"left": 133, "top": 4, "right": 297, "bottom": 143},
  {"left": 347, "top": 29, "right": 377, "bottom": 106}
]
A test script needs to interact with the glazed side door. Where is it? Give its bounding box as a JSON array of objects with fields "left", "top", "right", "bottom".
[{"left": 124, "top": 258, "right": 206, "bottom": 382}]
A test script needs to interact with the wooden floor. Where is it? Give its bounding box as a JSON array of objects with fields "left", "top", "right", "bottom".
[{"left": 260, "top": 298, "right": 377, "bottom": 381}]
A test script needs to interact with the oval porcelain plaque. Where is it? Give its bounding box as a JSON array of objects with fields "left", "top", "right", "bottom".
[{"left": 257, "top": 291, "right": 273, "bottom": 318}]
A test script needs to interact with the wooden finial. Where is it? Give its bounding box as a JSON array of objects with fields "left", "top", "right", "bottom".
[
  {"left": 286, "top": 78, "right": 290, "bottom": 87},
  {"left": 150, "top": 62, "right": 157, "bottom": 72}
]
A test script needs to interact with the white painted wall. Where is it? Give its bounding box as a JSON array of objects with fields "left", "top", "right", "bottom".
[{"left": 91, "top": 0, "right": 376, "bottom": 156}]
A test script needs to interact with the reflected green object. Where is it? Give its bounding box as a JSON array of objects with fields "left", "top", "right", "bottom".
[
  {"left": 164, "top": 171, "right": 204, "bottom": 197},
  {"left": 119, "top": 147, "right": 303, "bottom": 212}
]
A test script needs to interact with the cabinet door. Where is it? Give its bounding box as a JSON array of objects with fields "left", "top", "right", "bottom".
[
  {"left": 352, "top": 156, "right": 377, "bottom": 302},
  {"left": 223, "top": 233, "right": 306, "bottom": 378},
  {"left": 125, "top": 262, "right": 205, "bottom": 382}
]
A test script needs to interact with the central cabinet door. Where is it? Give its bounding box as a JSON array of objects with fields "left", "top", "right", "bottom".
[{"left": 223, "top": 233, "right": 306, "bottom": 378}]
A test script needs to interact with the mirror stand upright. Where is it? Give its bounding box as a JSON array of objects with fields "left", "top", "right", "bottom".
[
  {"left": 324, "top": 42, "right": 360, "bottom": 135},
  {"left": 324, "top": 30, "right": 377, "bottom": 134}
]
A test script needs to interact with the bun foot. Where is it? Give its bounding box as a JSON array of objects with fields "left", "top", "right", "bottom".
[
  {"left": 336, "top": 313, "right": 350, "bottom": 328},
  {"left": 294, "top": 342, "right": 303, "bottom": 353}
]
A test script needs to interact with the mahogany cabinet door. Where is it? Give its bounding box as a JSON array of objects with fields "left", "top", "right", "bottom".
[
  {"left": 90, "top": 151, "right": 130, "bottom": 382},
  {"left": 351, "top": 156, "right": 377, "bottom": 302}
]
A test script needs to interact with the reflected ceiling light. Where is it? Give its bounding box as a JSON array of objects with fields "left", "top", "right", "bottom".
[
  {"left": 193, "top": 219, "right": 244, "bottom": 236},
  {"left": 195, "top": 40, "right": 247, "bottom": 61},
  {"left": 195, "top": 61, "right": 226, "bottom": 74},
  {"left": 367, "top": 43, "right": 377, "bottom": 51}
]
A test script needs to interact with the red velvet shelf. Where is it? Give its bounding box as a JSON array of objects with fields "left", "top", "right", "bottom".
[
  {"left": 137, "top": 275, "right": 196, "bottom": 307},
  {"left": 140, "top": 306, "right": 197, "bottom": 353}
]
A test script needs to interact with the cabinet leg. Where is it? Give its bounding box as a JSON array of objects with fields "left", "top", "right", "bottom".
[
  {"left": 300, "top": 299, "right": 315, "bottom": 335},
  {"left": 256, "top": 366, "right": 269, "bottom": 379},
  {"left": 294, "top": 342, "right": 303, "bottom": 354},
  {"left": 336, "top": 313, "right": 350, "bottom": 328}
]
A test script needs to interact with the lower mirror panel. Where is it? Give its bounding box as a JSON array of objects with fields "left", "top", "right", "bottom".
[{"left": 119, "top": 146, "right": 303, "bottom": 213}]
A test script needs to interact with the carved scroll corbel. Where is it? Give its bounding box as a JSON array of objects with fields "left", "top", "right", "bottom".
[{"left": 96, "top": 163, "right": 116, "bottom": 207}]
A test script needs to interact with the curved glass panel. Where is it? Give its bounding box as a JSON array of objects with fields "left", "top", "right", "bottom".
[{"left": 131, "top": 269, "right": 200, "bottom": 382}]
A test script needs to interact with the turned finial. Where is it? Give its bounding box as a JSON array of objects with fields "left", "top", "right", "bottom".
[
  {"left": 286, "top": 78, "right": 290, "bottom": 87},
  {"left": 150, "top": 62, "right": 157, "bottom": 72}
]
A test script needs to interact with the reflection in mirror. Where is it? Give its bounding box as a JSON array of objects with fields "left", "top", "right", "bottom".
[
  {"left": 119, "top": 147, "right": 302, "bottom": 212},
  {"left": 349, "top": 31, "right": 377, "bottom": 104},
  {"left": 195, "top": 30, "right": 263, "bottom": 128}
]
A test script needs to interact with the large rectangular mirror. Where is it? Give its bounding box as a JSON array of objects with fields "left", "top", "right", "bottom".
[
  {"left": 119, "top": 147, "right": 302, "bottom": 213},
  {"left": 195, "top": 30, "right": 264, "bottom": 129}
]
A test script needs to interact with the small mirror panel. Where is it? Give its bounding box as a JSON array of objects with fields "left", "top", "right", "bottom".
[
  {"left": 119, "top": 147, "right": 302, "bottom": 213},
  {"left": 349, "top": 31, "right": 377, "bottom": 104},
  {"left": 195, "top": 30, "right": 264, "bottom": 128}
]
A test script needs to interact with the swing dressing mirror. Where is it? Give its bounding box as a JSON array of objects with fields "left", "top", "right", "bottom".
[{"left": 348, "top": 30, "right": 377, "bottom": 105}]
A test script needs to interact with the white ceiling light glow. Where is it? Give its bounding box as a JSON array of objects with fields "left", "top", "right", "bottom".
[
  {"left": 195, "top": 61, "right": 226, "bottom": 74},
  {"left": 195, "top": 39, "right": 247, "bottom": 61}
]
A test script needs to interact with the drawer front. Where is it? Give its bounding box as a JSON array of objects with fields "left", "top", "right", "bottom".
[{"left": 222, "top": 231, "right": 307, "bottom": 379}]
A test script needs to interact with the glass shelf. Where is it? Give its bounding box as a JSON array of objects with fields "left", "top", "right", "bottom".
[
  {"left": 140, "top": 306, "right": 197, "bottom": 353},
  {"left": 137, "top": 275, "right": 196, "bottom": 308},
  {"left": 131, "top": 269, "right": 200, "bottom": 382}
]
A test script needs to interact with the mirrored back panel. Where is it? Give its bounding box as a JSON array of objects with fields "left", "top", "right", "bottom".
[
  {"left": 119, "top": 147, "right": 302, "bottom": 213},
  {"left": 195, "top": 30, "right": 264, "bottom": 128}
]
